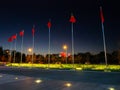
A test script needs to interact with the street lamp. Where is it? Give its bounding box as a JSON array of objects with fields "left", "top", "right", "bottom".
[
  {"left": 63, "top": 45, "right": 68, "bottom": 64},
  {"left": 28, "top": 48, "right": 32, "bottom": 53},
  {"left": 28, "top": 48, "right": 33, "bottom": 64}
]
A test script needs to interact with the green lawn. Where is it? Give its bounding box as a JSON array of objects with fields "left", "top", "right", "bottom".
[{"left": 5, "top": 63, "right": 120, "bottom": 72}]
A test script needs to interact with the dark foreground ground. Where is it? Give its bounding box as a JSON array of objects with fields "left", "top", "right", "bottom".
[{"left": 0, "top": 66, "right": 120, "bottom": 90}]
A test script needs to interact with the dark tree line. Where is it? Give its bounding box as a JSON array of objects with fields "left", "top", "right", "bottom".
[{"left": 0, "top": 46, "right": 120, "bottom": 64}]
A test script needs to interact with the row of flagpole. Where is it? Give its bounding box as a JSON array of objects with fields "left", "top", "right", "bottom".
[{"left": 7, "top": 6, "right": 108, "bottom": 68}]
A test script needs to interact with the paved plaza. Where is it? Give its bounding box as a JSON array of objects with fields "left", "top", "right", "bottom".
[{"left": 0, "top": 66, "right": 120, "bottom": 90}]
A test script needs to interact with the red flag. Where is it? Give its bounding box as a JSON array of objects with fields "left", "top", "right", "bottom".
[
  {"left": 19, "top": 30, "right": 24, "bottom": 36},
  {"left": 12, "top": 34, "right": 17, "bottom": 40},
  {"left": 60, "top": 52, "right": 66, "bottom": 57},
  {"left": 32, "top": 27, "right": 35, "bottom": 36},
  {"left": 100, "top": 6, "right": 104, "bottom": 23},
  {"left": 47, "top": 21, "right": 51, "bottom": 29},
  {"left": 69, "top": 14, "right": 76, "bottom": 23},
  {"left": 8, "top": 37, "right": 13, "bottom": 42}
]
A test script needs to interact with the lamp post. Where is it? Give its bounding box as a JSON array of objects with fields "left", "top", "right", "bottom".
[
  {"left": 28, "top": 48, "right": 32, "bottom": 63},
  {"left": 63, "top": 45, "right": 68, "bottom": 64},
  {"left": 28, "top": 48, "right": 32, "bottom": 53}
]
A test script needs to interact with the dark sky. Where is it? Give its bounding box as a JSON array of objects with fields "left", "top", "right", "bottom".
[{"left": 0, "top": 0, "right": 120, "bottom": 55}]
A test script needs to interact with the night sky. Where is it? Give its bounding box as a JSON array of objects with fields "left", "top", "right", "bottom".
[{"left": 0, "top": 0, "right": 120, "bottom": 55}]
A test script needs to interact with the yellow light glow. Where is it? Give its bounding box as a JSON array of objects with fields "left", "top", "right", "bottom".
[
  {"left": 35, "top": 79, "right": 42, "bottom": 84},
  {"left": 28, "top": 48, "right": 32, "bottom": 52},
  {"left": 108, "top": 87, "right": 115, "bottom": 90},
  {"left": 65, "top": 83, "right": 72, "bottom": 87},
  {"left": 63, "top": 45, "right": 67, "bottom": 50},
  {"left": 76, "top": 67, "right": 82, "bottom": 70}
]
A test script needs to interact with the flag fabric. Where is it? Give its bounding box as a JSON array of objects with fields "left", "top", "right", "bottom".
[
  {"left": 8, "top": 37, "right": 13, "bottom": 42},
  {"left": 47, "top": 21, "right": 51, "bottom": 29},
  {"left": 32, "top": 27, "right": 35, "bottom": 36},
  {"left": 12, "top": 34, "right": 17, "bottom": 40},
  {"left": 100, "top": 6, "right": 104, "bottom": 23},
  {"left": 60, "top": 52, "right": 66, "bottom": 57},
  {"left": 69, "top": 14, "right": 76, "bottom": 23},
  {"left": 19, "top": 30, "right": 24, "bottom": 36}
]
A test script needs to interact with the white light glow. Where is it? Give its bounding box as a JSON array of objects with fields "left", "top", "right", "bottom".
[
  {"left": 15, "top": 77, "right": 18, "bottom": 80},
  {"left": 28, "top": 48, "right": 32, "bottom": 52},
  {"left": 108, "top": 87, "right": 115, "bottom": 90},
  {"left": 65, "top": 83, "right": 72, "bottom": 87},
  {"left": 35, "top": 79, "right": 42, "bottom": 84}
]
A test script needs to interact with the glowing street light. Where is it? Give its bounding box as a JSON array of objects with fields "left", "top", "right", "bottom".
[
  {"left": 64, "top": 82, "right": 72, "bottom": 87},
  {"left": 63, "top": 45, "right": 67, "bottom": 50},
  {"left": 28, "top": 48, "right": 32, "bottom": 53},
  {"left": 63, "top": 44, "right": 68, "bottom": 64},
  {"left": 108, "top": 87, "right": 115, "bottom": 90},
  {"left": 28, "top": 48, "right": 33, "bottom": 64},
  {"left": 35, "top": 79, "right": 42, "bottom": 84}
]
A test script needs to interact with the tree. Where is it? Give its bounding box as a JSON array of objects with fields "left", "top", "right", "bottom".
[
  {"left": 112, "top": 51, "right": 117, "bottom": 63},
  {"left": 97, "top": 51, "right": 105, "bottom": 64},
  {"left": 0, "top": 47, "right": 3, "bottom": 61},
  {"left": 84, "top": 52, "right": 91, "bottom": 64},
  {"left": 35, "top": 54, "right": 45, "bottom": 63},
  {"left": 26, "top": 55, "right": 32, "bottom": 63},
  {"left": 15, "top": 52, "right": 21, "bottom": 63},
  {"left": 22, "top": 53, "right": 26, "bottom": 63},
  {"left": 0, "top": 46, "right": 3, "bottom": 56},
  {"left": 110, "top": 51, "right": 118, "bottom": 64},
  {"left": 117, "top": 49, "right": 120, "bottom": 64},
  {"left": 75, "top": 53, "right": 82, "bottom": 64},
  {"left": 50, "top": 54, "right": 59, "bottom": 63},
  {"left": 92, "top": 54, "right": 99, "bottom": 64}
]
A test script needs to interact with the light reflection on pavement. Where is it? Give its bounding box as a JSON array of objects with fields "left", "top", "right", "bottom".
[{"left": 0, "top": 73, "right": 120, "bottom": 90}]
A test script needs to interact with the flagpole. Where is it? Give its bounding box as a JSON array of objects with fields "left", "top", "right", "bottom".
[
  {"left": 32, "top": 27, "right": 35, "bottom": 66},
  {"left": 69, "top": 14, "right": 76, "bottom": 69},
  {"left": 13, "top": 34, "right": 17, "bottom": 63},
  {"left": 47, "top": 19, "right": 51, "bottom": 69},
  {"left": 100, "top": 6, "right": 108, "bottom": 67},
  {"left": 71, "top": 22, "right": 74, "bottom": 68},
  {"left": 48, "top": 25, "right": 50, "bottom": 68},
  {"left": 20, "top": 31, "right": 24, "bottom": 64},
  {"left": 32, "top": 34, "right": 34, "bottom": 65},
  {"left": 101, "top": 22, "right": 107, "bottom": 67},
  {"left": 8, "top": 37, "right": 13, "bottom": 64},
  {"left": 10, "top": 42, "right": 12, "bottom": 64}
]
